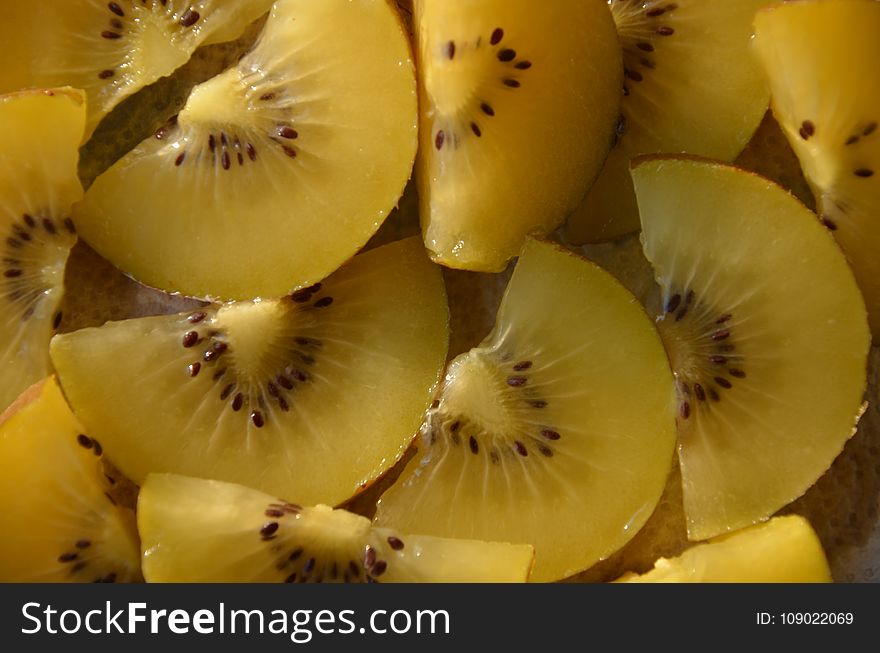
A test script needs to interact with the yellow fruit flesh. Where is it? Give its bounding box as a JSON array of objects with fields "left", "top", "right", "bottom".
[
  {"left": 416, "top": 0, "right": 622, "bottom": 271},
  {"left": 73, "top": 0, "right": 418, "bottom": 300},
  {"left": 0, "top": 0, "right": 274, "bottom": 139},
  {"left": 0, "top": 378, "right": 141, "bottom": 582},
  {"left": 754, "top": 0, "right": 880, "bottom": 339},
  {"left": 139, "top": 474, "right": 534, "bottom": 582},
  {"left": 374, "top": 239, "right": 677, "bottom": 581},
  {"left": 51, "top": 238, "right": 449, "bottom": 506},
  {"left": 0, "top": 88, "right": 83, "bottom": 412},
  {"left": 618, "top": 515, "right": 832, "bottom": 583},
  {"left": 566, "top": 0, "right": 770, "bottom": 243},
  {"left": 633, "top": 156, "right": 870, "bottom": 541}
]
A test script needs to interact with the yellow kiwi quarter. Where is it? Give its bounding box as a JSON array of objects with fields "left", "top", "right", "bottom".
[
  {"left": 0, "top": 0, "right": 275, "bottom": 139},
  {"left": 565, "top": 0, "right": 771, "bottom": 244},
  {"left": 72, "top": 0, "right": 419, "bottom": 300},
  {"left": 0, "top": 378, "right": 141, "bottom": 582},
  {"left": 632, "top": 156, "right": 870, "bottom": 541},
  {"left": 50, "top": 238, "right": 449, "bottom": 507},
  {"left": 0, "top": 88, "right": 84, "bottom": 413},
  {"left": 139, "top": 474, "right": 534, "bottom": 582},
  {"left": 416, "top": 0, "right": 622, "bottom": 272},
  {"left": 617, "top": 515, "right": 832, "bottom": 583},
  {"left": 754, "top": 0, "right": 880, "bottom": 339},
  {"left": 374, "top": 239, "right": 678, "bottom": 582}
]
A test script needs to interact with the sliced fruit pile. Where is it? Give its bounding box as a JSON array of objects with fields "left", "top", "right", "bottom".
[{"left": 0, "top": 0, "right": 876, "bottom": 584}]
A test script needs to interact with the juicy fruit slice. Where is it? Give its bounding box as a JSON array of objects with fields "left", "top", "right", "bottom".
[
  {"left": 0, "top": 378, "right": 141, "bottom": 582},
  {"left": 618, "top": 515, "right": 831, "bottom": 583},
  {"left": 73, "top": 0, "right": 418, "bottom": 300},
  {"left": 633, "top": 156, "right": 870, "bottom": 541},
  {"left": 416, "top": 0, "right": 622, "bottom": 271},
  {"left": 565, "top": 0, "right": 771, "bottom": 243},
  {"left": 50, "top": 238, "right": 448, "bottom": 506},
  {"left": 0, "top": 88, "right": 83, "bottom": 412},
  {"left": 139, "top": 474, "right": 534, "bottom": 582},
  {"left": 375, "top": 239, "right": 677, "bottom": 582},
  {"left": 0, "top": 0, "right": 274, "bottom": 139},
  {"left": 754, "top": 0, "right": 880, "bottom": 338}
]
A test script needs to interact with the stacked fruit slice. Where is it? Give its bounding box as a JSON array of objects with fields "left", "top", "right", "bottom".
[
  {"left": 375, "top": 239, "right": 678, "bottom": 581},
  {"left": 754, "top": 0, "right": 880, "bottom": 339},
  {"left": 415, "top": 0, "right": 622, "bottom": 271},
  {"left": 73, "top": 0, "right": 419, "bottom": 300},
  {"left": 0, "top": 88, "right": 84, "bottom": 412},
  {"left": 51, "top": 238, "right": 449, "bottom": 507},
  {"left": 618, "top": 515, "right": 832, "bottom": 583},
  {"left": 0, "top": 0, "right": 275, "bottom": 138},
  {"left": 565, "top": 0, "right": 771, "bottom": 243},
  {"left": 0, "top": 378, "right": 141, "bottom": 582},
  {"left": 633, "top": 156, "right": 870, "bottom": 540},
  {"left": 139, "top": 474, "right": 535, "bottom": 582}
]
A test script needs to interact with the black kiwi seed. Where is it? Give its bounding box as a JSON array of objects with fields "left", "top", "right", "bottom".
[
  {"left": 108, "top": 2, "right": 124, "bottom": 17},
  {"left": 251, "top": 411, "right": 265, "bottom": 428},
  {"left": 260, "top": 522, "right": 279, "bottom": 538},
  {"left": 469, "top": 436, "right": 479, "bottom": 454},
  {"left": 232, "top": 393, "right": 244, "bottom": 411},
  {"left": 507, "top": 376, "right": 527, "bottom": 387},
  {"left": 656, "top": 26, "right": 674, "bottom": 36},
  {"left": 694, "top": 383, "right": 706, "bottom": 401},
  {"left": 863, "top": 122, "right": 877, "bottom": 136},
  {"left": 77, "top": 434, "right": 93, "bottom": 449},
  {"left": 182, "top": 331, "right": 199, "bottom": 348},
  {"left": 854, "top": 168, "right": 874, "bottom": 178},
  {"left": 278, "top": 126, "right": 298, "bottom": 140},
  {"left": 364, "top": 547, "right": 376, "bottom": 568},
  {"left": 480, "top": 102, "right": 495, "bottom": 117},
  {"left": 714, "top": 377, "right": 732, "bottom": 389},
  {"left": 540, "top": 429, "right": 560, "bottom": 440},
  {"left": 179, "top": 9, "right": 200, "bottom": 27},
  {"left": 435, "top": 130, "right": 445, "bottom": 150},
  {"left": 490, "top": 28, "right": 504, "bottom": 45},
  {"left": 514, "top": 441, "right": 528, "bottom": 457},
  {"left": 514, "top": 61, "right": 532, "bottom": 70},
  {"left": 679, "top": 401, "right": 690, "bottom": 419},
  {"left": 98, "top": 69, "right": 115, "bottom": 79},
  {"left": 498, "top": 48, "right": 516, "bottom": 62},
  {"left": 42, "top": 218, "right": 56, "bottom": 235},
  {"left": 799, "top": 120, "right": 815, "bottom": 140},
  {"left": 313, "top": 296, "right": 333, "bottom": 308},
  {"left": 387, "top": 536, "right": 404, "bottom": 551},
  {"left": 101, "top": 31, "right": 121, "bottom": 39},
  {"left": 58, "top": 552, "right": 78, "bottom": 563},
  {"left": 445, "top": 41, "right": 455, "bottom": 60},
  {"left": 537, "top": 443, "right": 553, "bottom": 457},
  {"left": 503, "top": 78, "right": 521, "bottom": 88},
  {"left": 371, "top": 561, "right": 387, "bottom": 577}
]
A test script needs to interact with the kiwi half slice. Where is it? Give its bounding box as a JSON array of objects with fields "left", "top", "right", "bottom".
[
  {"left": 754, "top": 0, "right": 880, "bottom": 339},
  {"left": 374, "top": 239, "right": 677, "bottom": 582},
  {"left": 415, "top": 0, "right": 622, "bottom": 272},
  {"left": 632, "top": 156, "right": 870, "bottom": 541},
  {"left": 0, "top": 378, "right": 141, "bottom": 582},
  {"left": 0, "top": 0, "right": 274, "bottom": 139},
  {"left": 139, "top": 474, "right": 535, "bottom": 582},
  {"left": 0, "top": 88, "right": 84, "bottom": 412},
  {"left": 50, "top": 238, "right": 448, "bottom": 506},
  {"left": 72, "top": 0, "right": 418, "bottom": 300},
  {"left": 565, "top": 0, "right": 770, "bottom": 244},
  {"left": 617, "top": 515, "right": 832, "bottom": 583}
]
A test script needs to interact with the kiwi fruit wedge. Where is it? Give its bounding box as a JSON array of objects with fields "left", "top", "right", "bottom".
[
  {"left": 50, "top": 238, "right": 448, "bottom": 506},
  {"left": 72, "top": 0, "right": 418, "bottom": 300},
  {"left": 617, "top": 515, "right": 831, "bottom": 583},
  {"left": 0, "top": 0, "right": 274, "bottom": 139},
  {"left": 139, "top": 473, "right": 535, "bottom": 582},
  {"left": 632, "top": 156, "right": 870, "bottom": 541},
  {"left": 0, "top": 88, "right": 84, "bottom": 413},
  {"left": 754, "top": 0, "right": 880, "bottom": 339},
  {"left": 564, "top": 0, "right": 771, "bottom": 244},
  {"left": 374, "top": 239, "right": 677, "bottom": 582},
  {"left": 415, "top": 0, "right": 622, "bottom": 272},
  {"left": 0, "top": 378, "right": 141, "bottom": 582}
]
